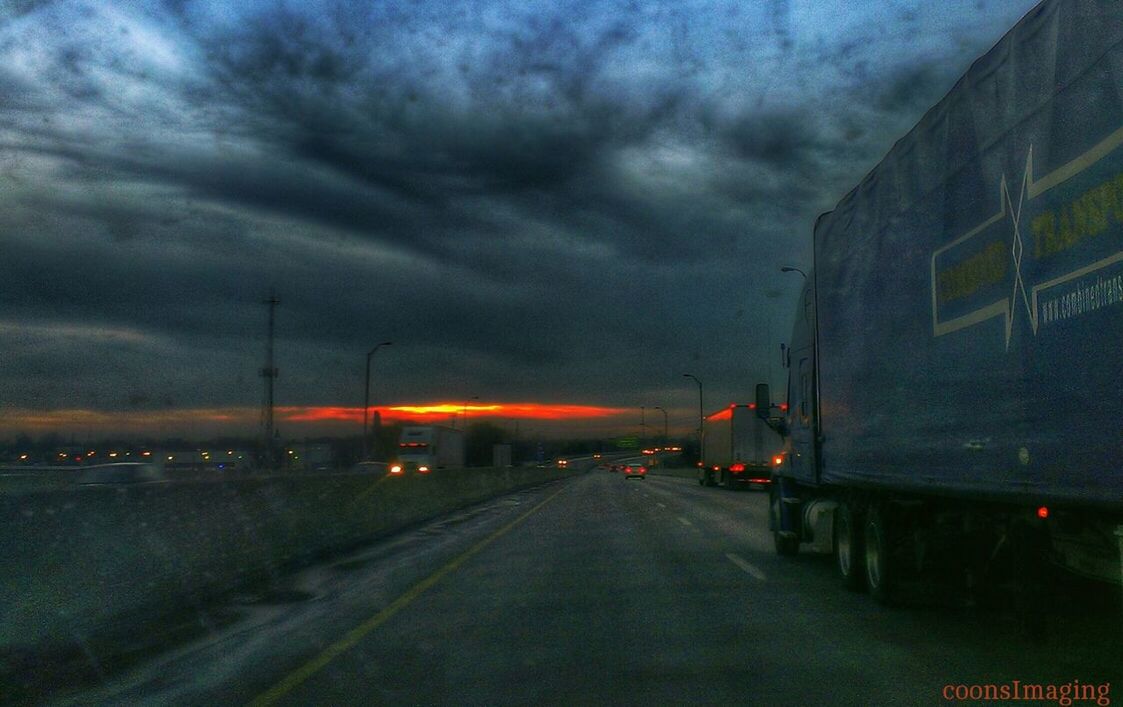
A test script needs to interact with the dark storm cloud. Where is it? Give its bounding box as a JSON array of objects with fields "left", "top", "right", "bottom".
[
  {"left": 720, "top": 110, "right": 819, "bottom": 168},
  {"left": 0, "top": 0, "right": 51, "bottom": 21},
  {"left": 0, "top": 0, "right": 1043, "bottom": 423}
]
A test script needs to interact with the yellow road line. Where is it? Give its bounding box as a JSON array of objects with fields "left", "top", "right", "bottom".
[{"left": 248, "top": 482, "right": 568, "bottom": 707}]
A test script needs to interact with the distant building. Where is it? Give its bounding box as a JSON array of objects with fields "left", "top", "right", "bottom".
[
  {"left": 284, "top": 443, "right": 334, "bottom": 472},
  {"left": 163, "top": 449, "right": 253, "bottom": 472}
]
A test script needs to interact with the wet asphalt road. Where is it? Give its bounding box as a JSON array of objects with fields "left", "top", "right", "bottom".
[{"left": 63, "top": 470, "right": 1122, "bottom": 706}]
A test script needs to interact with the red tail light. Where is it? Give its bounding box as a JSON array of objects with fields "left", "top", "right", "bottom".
[
  {"left": 639, "top": 467, "right": 646, "bottom": 473},
  {"left": 1037, "top": 506, "right": 1049, "bottom": 519},
  {"left": 730, "top": 463, "right": 745, "bottom": 472},
  {"left": 772, "top": 455, "right": 784, "bottom": 466}
]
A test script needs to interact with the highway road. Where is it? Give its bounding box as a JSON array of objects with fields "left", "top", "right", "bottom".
[{"left": 54, "top": 470, "right": 1121, "bottom": 706}]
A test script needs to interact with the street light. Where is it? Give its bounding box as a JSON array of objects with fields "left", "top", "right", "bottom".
[
  {"left": 363, "top": 341, "right": 393, "bottom": 460},
  {"left": 764, "top": 288, "right": 784, "bottom": 388},
  {"left": 780, "top": 265, "right": 807, "bottom": 279},
  {"left": 653, "top": 406, "right": 669, "bottom": 441},
  {"left": 682, "top": 377, "right": 700, "bottom": 460},
  {"left": 461, "top": 396, "right": 479, "bottom": 429}
]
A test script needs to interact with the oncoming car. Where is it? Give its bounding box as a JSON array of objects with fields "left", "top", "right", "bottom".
[{"left": 623, "top": 463, "right": 647, "bottom": 480}]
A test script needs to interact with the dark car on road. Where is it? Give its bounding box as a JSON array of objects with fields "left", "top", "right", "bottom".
[{"left": 623, "top": 463, "right": 647, "bottom": 480}]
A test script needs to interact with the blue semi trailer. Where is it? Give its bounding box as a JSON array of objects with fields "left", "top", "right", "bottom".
[{"left": 757, "top": 0, "right": 1123, "bottom": 607}]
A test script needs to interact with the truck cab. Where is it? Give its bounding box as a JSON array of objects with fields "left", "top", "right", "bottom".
[
  {"left": 780, "top": 275, "right": 819, "bottom": 486},
  {"left": 392, "top": 425, "right": 466, "bottom": 474}
]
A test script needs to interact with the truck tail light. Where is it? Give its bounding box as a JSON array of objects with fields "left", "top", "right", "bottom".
[
  {"left": 1037, "top": 506, "right": 1049, "bottom": 519},
  {"left": 418, "top": 466, "right": 430, "bottom": 474},
  {"left": 730, "top": 463, "right": 745, "bottom": 472},
  {"left": 390, "top": 464, "right": 403, "bottom": 475},
  {"left": 772, "top": 455, "right": 784, "bottom": 466}
]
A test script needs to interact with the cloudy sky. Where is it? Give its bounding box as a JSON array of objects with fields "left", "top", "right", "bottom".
[{"left": 0, "top": 0, "right": 1040, "bottom": 438}]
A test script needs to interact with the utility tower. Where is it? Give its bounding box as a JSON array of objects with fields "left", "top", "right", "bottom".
[{"left": 260, "top": 291, "right": 280, "bottom": 466}]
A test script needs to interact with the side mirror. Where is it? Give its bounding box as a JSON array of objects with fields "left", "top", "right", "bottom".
[{"left": 754, "top": 383, "right": 770, "bottom": 419}]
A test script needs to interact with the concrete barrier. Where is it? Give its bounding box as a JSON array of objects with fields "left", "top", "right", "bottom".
[{"left": 0, "top": 465, "right": 580, "bottom": 660}]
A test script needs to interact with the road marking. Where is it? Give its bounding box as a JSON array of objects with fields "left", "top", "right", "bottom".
[
  {"left": 656, "top": 502, "right": 666, "bottom": 508},
  {"left": 677, "top": 517, "right": 693, "bottom": 527},
  {"left": 248, "top": 483, "right": 567, "bottom": 707},
  {"left": 725, "top": 552, "right": 767, "bottom": 581}
]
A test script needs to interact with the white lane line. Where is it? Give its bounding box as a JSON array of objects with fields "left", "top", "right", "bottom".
[
  {"left": 656, "top": 502, "right": 666, "bottom": 508},
  {"left": 725, "top": 552, "right": 767, "bottom": 581},
  {"left": 677, "top": 516, "right": 693, "bottom": 527}
]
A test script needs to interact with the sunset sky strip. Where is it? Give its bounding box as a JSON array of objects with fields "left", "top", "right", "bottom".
[{"left": 0, "top": 402, "right": 641, "bottom": 432}]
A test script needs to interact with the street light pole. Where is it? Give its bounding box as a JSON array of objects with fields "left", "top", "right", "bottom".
[
  {"left": 653, "top": 406, "right": 668, "bottom": 441},
  {"left": 363, "top": 341, "right": 393, "bottom": 460},
  {"left": 682, "top": 377, "right": 700, "bottom": 460},
  {"left": 461, "top": 396, "right": 479, "bottom": 429}
]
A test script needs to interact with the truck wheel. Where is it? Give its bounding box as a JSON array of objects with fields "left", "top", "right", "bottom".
[
  {"left": 1011, "top": 519, "right": 1050, "bottom": 638},
  {"left": 864, "top": 503, "right": 894, "bottom": 604},
  {"left": 770, "top": 483, "right": 799, "bottom": 556},
  {"left": 835, "top": 501, "right": 865, "bottom": 591}
]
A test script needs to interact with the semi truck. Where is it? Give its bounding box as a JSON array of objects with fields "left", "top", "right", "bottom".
[
  {"left": 392, "top": 425, "right": 466, "bottom": 473},
  {"left": 756, "top": 0, "right": 1123, "bottom": 610},
  {"left": 698, "top": 404, "right": 784, "bottom": 490}
]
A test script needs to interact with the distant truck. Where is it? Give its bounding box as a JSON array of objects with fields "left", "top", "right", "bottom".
[
  {"left": 392, "top": 426, "right": 465, "bottom": 473},
  {"left": 699, "top": 404, "right": 783, "bottom": 489},
  {"left": 757, "top": 0, "right": 1123, "bottom": 609}
]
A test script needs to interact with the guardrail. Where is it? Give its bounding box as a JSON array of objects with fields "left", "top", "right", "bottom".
[{"left": 0, "top": 464, "right": 586, "bottom": 667}]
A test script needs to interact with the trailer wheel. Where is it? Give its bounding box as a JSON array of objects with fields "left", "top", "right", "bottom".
[
  {"left": 770, "top": 483, "right": 799, "bottom": 556},
  {"left": 702, "top": 469, "right": 716, "bottom": 487},
  {"left": 864, "top": 503, "right": 894, "bottom": 604},
  {"left": 722, "top": 471, "right": 738, "bottom": 491},
  {"left": 834, "top": 501, "right": 865, "bottom": 591}
]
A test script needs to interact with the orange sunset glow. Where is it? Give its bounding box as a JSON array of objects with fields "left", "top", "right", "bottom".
[
  {"left": 0, "top": 402, "right": 639, "bottom": 436},
  {"left": 266, "top": 403, "right": 632, "bottom": 423}
]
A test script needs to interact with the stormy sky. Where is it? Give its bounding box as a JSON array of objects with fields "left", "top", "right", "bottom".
[{"left": 0, "top": 0, "right": 1040, "bottom": 436}]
